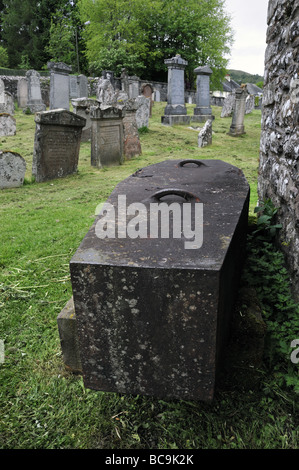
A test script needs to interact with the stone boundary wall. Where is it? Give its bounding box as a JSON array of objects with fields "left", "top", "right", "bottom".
[
  {"left": 0, "top": 74, "right": 197, "bottom": 104},
  {"left": 258, "top": 0, "right": 299, "bottom": 299}
]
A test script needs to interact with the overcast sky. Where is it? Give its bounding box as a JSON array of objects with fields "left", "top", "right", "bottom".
[{"left": 224, "top": 0, "right": 268, "bottom": 77}]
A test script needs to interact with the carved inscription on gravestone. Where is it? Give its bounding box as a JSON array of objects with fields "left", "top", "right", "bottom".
[{"left": 32, "top": 109, "right": 86, "bottom": 182}]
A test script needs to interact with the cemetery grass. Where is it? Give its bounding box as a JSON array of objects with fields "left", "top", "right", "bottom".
[{"left": 0, "top": 103, "right": 298, "bottom": 450}]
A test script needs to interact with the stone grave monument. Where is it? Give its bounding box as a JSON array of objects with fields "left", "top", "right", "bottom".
[
  {"left": 0, "top": 113, "right": 16, "bottom": 136},
  {"left": 121, "top": 68, "right": 129, "bottom": 95},
  {"left": 221, "top": 92, "right": 235, "bottom": 118},
  {"left": 48, "top": 61, "right": 72, "bottom": 110},
  {"left": 32, "top": 109, "right": 86, "bottom": 182},
  {"left": 0, "top": 151, "right": 26, "bottom": 189},
  {"left": 90, "top": 105, "right": 125, "bottom": 168},
  {"left": 25, "top": 70, "right": 46, "bottom": 113},
  {"left": 245, "top": 94, "right": 255, "bottom": 114},
  {"left": 128, "top": 76, "right": 140, "bottom": 99},
  {"left": 17, "top": 78, "right": 28, "bottom": 109},
  {"left": 0, "top": 78, "right": 14, "bottom": 115},
  {"left": 123, "top": 99, "right": 142, "bottom": 159},
  {"left": 135, "top": 95, "right": 150, "bottom": 129},
  {"left": 198, "top": 119, "right": 213, "bottom": 147},
  {"left": 70, "top": 76, "right": 79, "bottom": 99},
  {"left": 192, "top": 65, "right": 214, "bottom": 123},
  {"left": 78, "top": 75, "right": 88, "bottom": 98},
  {"left": 161, "top": 54, "right": 189, "bottom": 125},
  {"left": 141, "top": 83, "right": 154, "bottom": 116},
  {"left": 71, "top": 97, "right": 97, "bottom": 142},
  {"left": 228, "top": 85, "right": 247, "bottom": 136},
  {"left": 96, "top": 71, "right": 115, "bottom": 105}
]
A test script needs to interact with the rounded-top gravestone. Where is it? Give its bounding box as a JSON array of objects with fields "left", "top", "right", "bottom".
[{"left": 0, "top": 151, "right": 26, "bottom": 189}]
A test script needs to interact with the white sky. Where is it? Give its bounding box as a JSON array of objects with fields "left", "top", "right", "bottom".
[{"left": 224, "top": 0, "right": 268, "bottom": 77}]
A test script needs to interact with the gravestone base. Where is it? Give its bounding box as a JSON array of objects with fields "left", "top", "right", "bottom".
[
  {"left": 57, "top": 297, "right": 82, "bottom": 374},
  {"left": 161, "top": 115, "right": 191, "bottom": 126},
  {"left": 26, "top": 101, "right": 46, "bottom": 114},
  {"left": 228, "top": 125, "right": 246, "bottom": 137},
  {"left": 191, "top": 114, "right": 215, "bottom": 123},
  {"left": 164, "top": 104, "right": 187, "bottom": 115}
]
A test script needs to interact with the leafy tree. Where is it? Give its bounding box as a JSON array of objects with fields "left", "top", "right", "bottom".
[
  {"left": 79, "top": 0, "right": 149, "bottom": 77},
  {"left": 0, "top": 0, "right": 72, "bottom": 69},
  {"left": 46, "top": 3, "right": 87, "bottom": 73},
  {"left": 78, "top": 0, "right": 233, "bottom": 88}
]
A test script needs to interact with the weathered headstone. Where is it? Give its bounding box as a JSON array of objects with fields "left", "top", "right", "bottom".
[
  {"left": 141, "top": 83, "right": 154, "bottom": 116},
  {"left": 17, "top": 78, "right": 28, "bottom": 109},
  {"left": 69, "top": 76, "right": 79, "bottom": 99},
  {"left": 245, "top": 94, "right": 255, "bottom": 114},
  {"left": 25, "top": 70, "right": 46, "bottom": 113},
  {"left": 192, "top": 65, "right": 213, "bottom": 123},
  {"left": 121, "top": 68, "right": 129, "bottom": 95},
  {"left": 198, "top": 119, "right": 213, "bottom": 147},
  {"left": 162, "top": 54, "right": 189, "bottom": 125},
  {"left": 128, "top": 76, "right": 140, "bottom": 99},
  {"left": 0, "top": 151, "right": 26, "bottom": 189},
  {"left": 228, "top": 86, "right": 247, "bottom": 136},
  {"left": 0, "top": 78, "right": 14, "bottom": 115},
  {"left": 90, "top": 105, "right": 125, "bottom": 168},
  {"left": 0, "top": 79, "right": 4, "bottom": 103},
  {"left": 32, "top": 109, "right": 86, "bottom": 182},
  {"left": 154, "top": 89, "right": 161, "bottom": 102},
  {"left": 135, "top": 95, "right": 150, "bottom": 129},
  {"left": 0, "top": 113, "right": 16, "bottom": 136},
  {"left": 220, "top": 93, "right": 235, "bottom": 118},
  {"left": 71, "top": 97, "right": 97, "bottom": 142},
  {"left": 123, "top": 99, "right": 142, "bottom": 159},
  {"left": 78, "top": 74, "right": 88, "bottom": 98},
  {"left": 48, "top": 62, "right": 72, "bottom": 110}
]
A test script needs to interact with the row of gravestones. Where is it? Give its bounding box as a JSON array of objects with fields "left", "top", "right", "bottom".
[
  {"left": 0, "top": 56, "right": 251, "bottom": 189},
  {"left": 0, "top": 70, "right": 152, "bottom": 188},
  {"left": 17, "top": 64, "right": 88, "bottom": 113}
]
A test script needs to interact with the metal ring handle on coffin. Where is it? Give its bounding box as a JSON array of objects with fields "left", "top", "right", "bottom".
[{"left": 150, "top": 188, "right": 200, "bottom": 203}]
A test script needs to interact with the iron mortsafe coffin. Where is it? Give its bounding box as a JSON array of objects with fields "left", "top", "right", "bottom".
[{"left": 70, "top": 159, "right": 250, "bottom": 401}]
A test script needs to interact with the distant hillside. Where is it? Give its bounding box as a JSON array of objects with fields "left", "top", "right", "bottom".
[{"left": 228, "top": 69, "right": 264, "bottom": 85}]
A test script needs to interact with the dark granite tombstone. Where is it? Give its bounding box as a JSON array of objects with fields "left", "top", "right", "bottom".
[
  {"left": 67, "top": 159, "right": 250, "bottom": 402},
  {"left": 32, "top": 109, "right": 86, "bottom": 182}
]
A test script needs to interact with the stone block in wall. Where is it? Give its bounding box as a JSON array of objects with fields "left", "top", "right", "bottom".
[{"left": 258, "top": 0, "right": 299, "bottom": 300}]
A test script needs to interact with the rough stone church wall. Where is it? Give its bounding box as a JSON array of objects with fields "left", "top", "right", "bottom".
[{"left": 258, "top": 0, "right": 299, "bottom": 299}]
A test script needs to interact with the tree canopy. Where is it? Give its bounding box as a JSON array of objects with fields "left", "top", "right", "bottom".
[
  {"left": 78, "top": 0, "right": 233, "bottom": 89},
  {"left": 0, "top": 0, "right": 86, "bottom": 71},
  {"left": 0, "top": 0, "right": 233, "bottom": 89}
]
